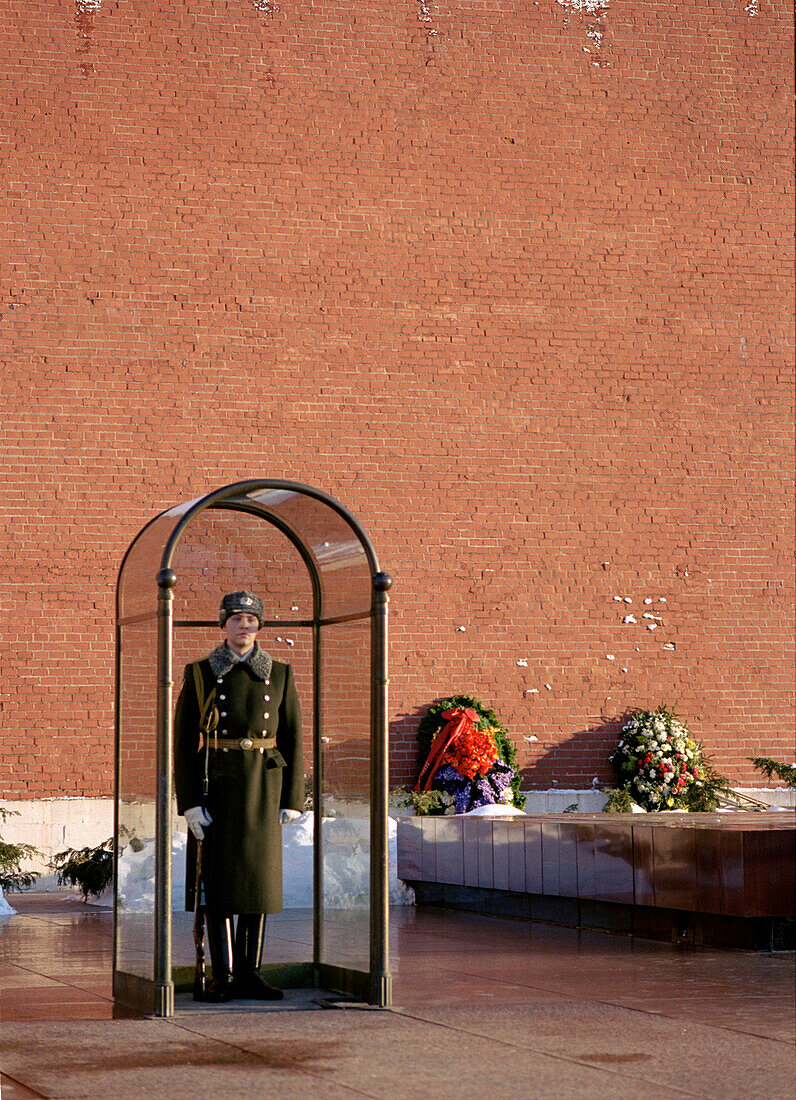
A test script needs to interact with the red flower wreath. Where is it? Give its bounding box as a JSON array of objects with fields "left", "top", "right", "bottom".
[{"left": 441, "top": 726, "right": 498, "bottom": 780}]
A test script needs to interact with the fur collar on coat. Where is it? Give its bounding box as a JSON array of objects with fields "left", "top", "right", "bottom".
[{"left": 208, "top": 642, "right": 273, "bottom": 681}]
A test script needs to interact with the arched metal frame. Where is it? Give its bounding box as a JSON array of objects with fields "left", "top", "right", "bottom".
[{"left": 113, "top": 480, "right": 392, "bottom": 1016}]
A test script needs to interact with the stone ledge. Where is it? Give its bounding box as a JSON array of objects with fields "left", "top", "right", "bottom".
[
  {"left": 397, "top": 813, "right": 796, "bottom": 935},
  {"left": 407, "top": 881, "right": 795, "bottom": 951}
]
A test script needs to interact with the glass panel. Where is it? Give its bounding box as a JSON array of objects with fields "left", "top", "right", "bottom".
[
  {"left": 118, "top": 511, "right": 183, "bottom": 621},
  {"left": 115, "top": 485, "right": 377, "bottom": 1009},
  {"left": 235, "top": 488, "right": 373, "bottom": 619},
  {"left": 319, "top": 618, "right": 371, "bottom": 976},
  {"left": 167, "top": 515, "right": 317, "bottom": 982},
  {"left": 115, "top": 618, "right": 159, "bottom": 996},
  {"left": 169, "top": 507, "right": 316, "bottom": 627},
  {"left": 120, "top": 485, "right": 376, "bottom": 624}
]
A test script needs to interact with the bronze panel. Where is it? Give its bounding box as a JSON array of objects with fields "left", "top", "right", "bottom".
[
  {"left": 632, "top": 825, "right": 655, "bottom": 906},
  {"left": 740, "top": 831, "right": 767, "bottom": 915},
  {"left": 575, "top": 823, "right": 596, "bottom": 900},
  {"left": 507, "top": 821, "right": 527, "bottom": 893},
  {"left": 696, "top": 827, "right": 723, "bottom": 914},
  {"left": 492, "top": 820, "right": 511, "bottom": 891},
  {"left": 524, "top": 820, "right": 543, "bottom": 894},
  {"left": 558, "top": 822, "right": 579, "bottom": 897},
  {"left": 773, "top": 830, "right": 796, "bottom": 915},
  {"left": 718, "top": 829, "right": 745, "bottom": 916},
  {"left": 463, "top": 818, "right": 481, "bottom": 887},
  {"left": 593, "top": 823, "right": 634, "bottom": 904},
  {"left": 420, "top": 816, "right": 437, "bottom": 882},
  {"left": 540, "top": 821, "right": 561, "bottom": 896},
  {"left": 477, "top": 818, "right": 495, "bottom": 889},
  {"left": 434, "top": 816, "right": 465, "bottom": 886},
  {"left": 652, "top": 825, "right": 697, "bottom": 910},
  {"left": 396, "top": 818, "right": 423, "bottom": 881},
  {"left": 743, "top": 830, "right": 796, "bottom": 917}
]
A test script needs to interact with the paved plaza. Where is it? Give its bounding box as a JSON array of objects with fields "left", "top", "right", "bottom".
[{"left": 1, "top": 892, "right": 794, "bottom": 1098}]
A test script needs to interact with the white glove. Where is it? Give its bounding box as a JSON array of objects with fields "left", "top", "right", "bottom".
[
  {"left": 279, "top": 809, "right": 301, "bottom": 825},
  {"left": 184, "top": 806, "right": 213, "bottom": 841}
]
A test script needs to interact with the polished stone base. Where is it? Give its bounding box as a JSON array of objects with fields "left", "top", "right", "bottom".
[
  {"left": 408, "top": 882, "right": 795, "bottom": 951},
  {"left": 397, "top": 812, "right": 796, "bottom": 950}
]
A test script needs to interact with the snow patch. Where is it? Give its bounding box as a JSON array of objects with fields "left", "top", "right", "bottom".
[
  {"left": 112, "top": 814, "right": 413, "bottom": 913},
  {"left": 462, "top": 803, "right": 526, "bottom": 817},
  {"left": 555, "top": 0, "right": 605, "bottom": 12}
]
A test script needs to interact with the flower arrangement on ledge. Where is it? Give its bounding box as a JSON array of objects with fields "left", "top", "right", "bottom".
[
  {"left": 400, "top": 695, "right": 525, "bottom": 816},
  {"left": 607, "top": 705, "right": 731, "bottom": 812}
]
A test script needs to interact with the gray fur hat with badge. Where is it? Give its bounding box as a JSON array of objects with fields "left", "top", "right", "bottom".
[{"left": 218, "top": 590, "right": 265, "bottom": 628}]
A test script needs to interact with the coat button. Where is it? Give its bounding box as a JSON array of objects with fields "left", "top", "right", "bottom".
[
  {"left": 221, "top": 729, "right": 228, "bottom": 735},
  {"left": 219, "top": 695, "right": 226, "bottom": 701},
  {"left": 220, "top": 712, "right": 227, "bottom": 718},
  {"left": 264, "top": 680, "right": 270, "bottom": 686},
  {"left": 263, "top": 712, "right": 270, "bottom": 719},
  {"left": 217, "top": 678, "right": 223, "bottom": 684},
  {"left": 264, "top": 695, "right": 270, "bottom": 701}
]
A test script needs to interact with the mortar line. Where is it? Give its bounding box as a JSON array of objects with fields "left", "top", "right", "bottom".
[
  {"left": 163, "top": 1016, "right": 379, "bottom": 1098},
  {"left": 386, "top": 1005, "right": 704, "bottom": 1098},
  {"left": 423, "top": 958, "right": 796, "bottom": 1046}
]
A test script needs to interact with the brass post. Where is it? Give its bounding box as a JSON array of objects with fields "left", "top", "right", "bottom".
[
  {"left": 370, "top": 571, "right": 392, "bottom": 1007},
  {"left": 155, "top": 567, "right": 176, "bottom": 1017},
  {"left": 312, "top": 614, "right": 323, "bottom": 983}
]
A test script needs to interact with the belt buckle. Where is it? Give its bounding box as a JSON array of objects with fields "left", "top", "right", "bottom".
[{"left": 240, "top": 737, "right": 254, "bottom": 750}]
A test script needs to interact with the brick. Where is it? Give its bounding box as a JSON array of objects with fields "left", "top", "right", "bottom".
[{"left": 0, "top": 0, "right": 793, "bottom": 800}]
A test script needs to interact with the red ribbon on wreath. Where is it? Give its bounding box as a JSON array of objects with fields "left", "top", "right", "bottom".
[{"left": 415, "top": 707, "right": 480, "bottom": 792}]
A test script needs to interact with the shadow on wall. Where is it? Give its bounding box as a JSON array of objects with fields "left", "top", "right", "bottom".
[
  {"left": 390, "top": 701, "right": 437, "bottom": 783},
  {"left": 520, "top": 717, "right": 628, "bottom": 791}
]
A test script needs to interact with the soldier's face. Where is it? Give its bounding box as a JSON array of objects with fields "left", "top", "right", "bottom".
[{"left": 224, "top": 612, "right": 261, "bottom": 654}]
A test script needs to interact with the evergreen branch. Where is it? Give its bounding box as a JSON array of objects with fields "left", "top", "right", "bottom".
[{"left": 749, "top": 757, "right": 796, "bottom": 789}]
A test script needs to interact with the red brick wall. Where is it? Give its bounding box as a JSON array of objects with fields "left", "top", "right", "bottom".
[{"left": 1, "top": 0, "right": 793, "bottom": 800}]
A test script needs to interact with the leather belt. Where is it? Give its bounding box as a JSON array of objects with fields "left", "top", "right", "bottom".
[{"left": 208, "top": 736, "right": 277, "bottom": 752}]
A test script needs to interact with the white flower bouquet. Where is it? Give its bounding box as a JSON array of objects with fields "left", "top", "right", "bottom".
[{"left": 609, "top": 705, "right": 729, "bottom": 812}]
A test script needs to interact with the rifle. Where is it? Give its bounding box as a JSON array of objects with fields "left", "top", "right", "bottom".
[
  {"left": 190, "top": 662, "right": 218, "bottom": 1003},
  {"left": 193, "top": 838, "right": 206, "bottom": 1000}
]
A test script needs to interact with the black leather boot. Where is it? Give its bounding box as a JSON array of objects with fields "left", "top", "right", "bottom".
[
  {"left": 233, "top": 914, "right": 283, "bottom": 1000},
  {"left": 205, "top": 913, "right": 236, "bottom": 1002}
]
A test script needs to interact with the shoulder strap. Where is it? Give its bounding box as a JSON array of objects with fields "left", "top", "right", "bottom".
[{"left": 191, "top": 662, "right": 218, "bottom": 734}]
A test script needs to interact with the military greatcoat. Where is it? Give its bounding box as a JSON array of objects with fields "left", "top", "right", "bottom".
[{"left": 174, "top": 642, "right": 303, "bottom": 915}]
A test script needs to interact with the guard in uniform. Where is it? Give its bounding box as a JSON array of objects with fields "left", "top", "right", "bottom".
[{"left": 174, "top": 591, "right": 303, "bottom": 1001}]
